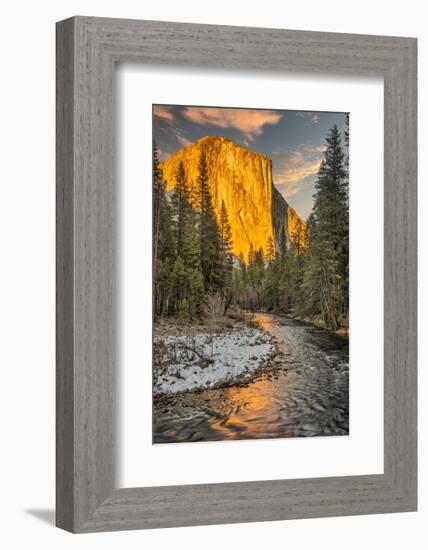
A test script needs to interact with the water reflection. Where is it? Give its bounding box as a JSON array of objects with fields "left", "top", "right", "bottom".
[{"left": 153, "top": 314, "right": 349, "bottom": 443}]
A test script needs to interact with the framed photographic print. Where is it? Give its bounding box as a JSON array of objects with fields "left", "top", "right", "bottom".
[{"left": 56, "top": 17, "right": 417, "bottom": 532}]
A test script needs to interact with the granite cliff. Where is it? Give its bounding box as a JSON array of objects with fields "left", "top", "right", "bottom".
[{"left": 159, "top": 136, "right": 305, "bottom": 262}]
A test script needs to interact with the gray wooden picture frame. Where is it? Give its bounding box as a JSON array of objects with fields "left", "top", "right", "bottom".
[{"left": 56, "top": 16, "right": 417, "bottom": 533}]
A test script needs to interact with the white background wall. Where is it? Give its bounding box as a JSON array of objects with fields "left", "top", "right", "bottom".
[{"left": 0, "top": 1, "right": 425, "bottom": 548}]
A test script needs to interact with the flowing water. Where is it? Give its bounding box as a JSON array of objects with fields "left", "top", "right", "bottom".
[{"left": 153, "top": 314, "right": 349, "bottom": 443}]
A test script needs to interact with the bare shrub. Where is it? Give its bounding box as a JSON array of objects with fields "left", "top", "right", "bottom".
[
  {"left": 154, "top": 335, "right": 214, "bottom": 376},
  {"left": 203, "top": 292, "right": 225, "bottom": 331}
]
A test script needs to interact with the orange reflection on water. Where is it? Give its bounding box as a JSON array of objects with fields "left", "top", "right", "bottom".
[
  {"left": 253, "top": 314, "right": 273, "bottom": 332},
  {"left": 208, "top": 360, "right": 284, "bottom": 439}
]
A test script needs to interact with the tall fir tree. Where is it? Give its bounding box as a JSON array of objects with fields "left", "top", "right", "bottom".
[
  {"left": 171, "top": 160, "right": 191, "bottom": 257},
  {"left": 196, "top": 151, "right": 222, "bottom": 291},
  {"left": 290, "top": 219, "right": 306, "bottom": 256},
  {"left": 302, "top": 124, "right": 348, "bottom": 330},
  {"left": 246, "top": 246, "right": 266, "bottom": 309},
  {"left": 265, "top": 235, "right": 276, "bottom": 263},
  {"left": 218, "top": 200, "right": 234, "bottom": 308},
  {"left": 248, "top": 242, "right": 256, "bottom": 265}
]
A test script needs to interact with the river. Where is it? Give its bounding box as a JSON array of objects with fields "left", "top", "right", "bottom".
[{"left": 153, "top": 314, "right": 349, "bottom": 443}]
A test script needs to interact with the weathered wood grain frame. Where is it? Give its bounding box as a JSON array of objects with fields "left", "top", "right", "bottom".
[{"left": 56, "top": 16, "right": 417, "bottom": 533}]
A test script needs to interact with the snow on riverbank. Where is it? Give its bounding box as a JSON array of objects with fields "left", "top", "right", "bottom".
[{"left": 154, "top": 327, "right": 274, "bottom": 394}]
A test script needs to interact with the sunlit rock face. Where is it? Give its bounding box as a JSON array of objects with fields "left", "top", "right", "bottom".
[{"left": 159, "top": 136, "right": 305, "bottom": 262}]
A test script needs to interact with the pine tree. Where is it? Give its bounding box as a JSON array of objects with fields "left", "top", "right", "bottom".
[
  {"left": 186, "top": 267, "right": 204, "bottom": 318},
  {"left": 265, "top": 235, "right": 276, "bottom": 262},
  {"left": 218, "top": 200, "right": 233, "bottom": 253},
  {"left": 158, "top": 257, "right": 175, "bottom": 316},
  {"left": 171, "top": 161, "right": 191, "bottom": 257},
  {"left": 247, "top": 246, "right": 266, "bottom": 309},
  {"left": 248, "top": 242, "right": 256, "bottom": 265},
  {"left": 171, "top": 255, "right": 186, "bottom": 315},
  {"left": 217, "top": 200, "right": 234, "bottom": 310},
  {"left": 302, "top": 124, "right": 348, "bottom": 330},
  {"left": 264, "top": 251, "right": 279, "bottom": 311},
  {"left": 290, "top": 219, "right": 306, "bottom": 256},
  {"left": 196, "top": 151, "right": 222, "bottom": 291},
  {"left": 277, "top": 241, "right": 295, "bottom": 313},
  {"left": 256, "top": 247, "right": 265, "bottom": 265}
]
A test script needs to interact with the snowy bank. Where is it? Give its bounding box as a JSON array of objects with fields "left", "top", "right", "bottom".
[{"left": 154, "top": 327, "right": 274, "bottom": 394}]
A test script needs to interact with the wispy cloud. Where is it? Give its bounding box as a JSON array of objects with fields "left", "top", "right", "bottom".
[
  {"left": 302, "top": 145, "right": 326, "bottom": 154},
  {"left": 153, "top": 105, "right": 175, "bottom": 122},
  {"left": 182, "top": 107, "right": 282, "bottom": 140},
  {"left": 273, "top": 146, "right": 325, "bottom": 198},
  {"left": 157, "top": 148, "right": 168, "bottom": 161},
  {"left": 176, "top": 133, "right": 192, "bottom": 147}
]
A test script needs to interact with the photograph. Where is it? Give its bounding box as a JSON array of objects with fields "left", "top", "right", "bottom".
[{"left": 152, "top": 104, "right": 350, "bottom": 444}]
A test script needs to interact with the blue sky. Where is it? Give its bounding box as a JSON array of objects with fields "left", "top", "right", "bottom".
[{"left": 153, "top": 105, "right": 348, "bottom": 220}]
